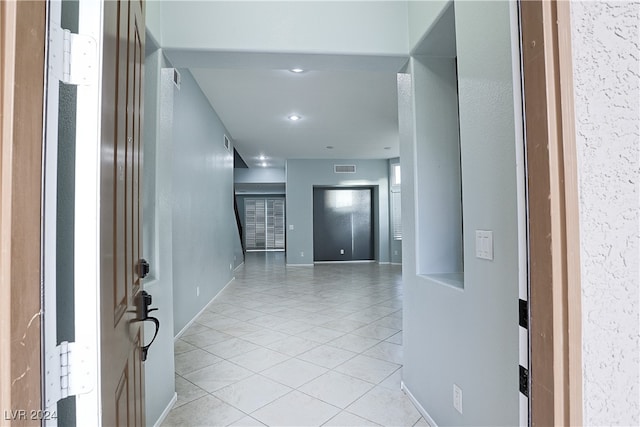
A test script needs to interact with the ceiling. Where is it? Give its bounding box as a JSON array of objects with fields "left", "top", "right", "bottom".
[{"left": 190, "top": 65, "right": 401, "bottom": 169}]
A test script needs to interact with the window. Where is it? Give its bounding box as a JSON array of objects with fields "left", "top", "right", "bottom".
[
  {"left": 391, "top": 163, "right": 402, "bottom": 240},
  {"left": 392, "top": 163, "right": 401, "bottom": 186},
  {"left": 244, "top": 198, "right": 285, "bottom": 250}
]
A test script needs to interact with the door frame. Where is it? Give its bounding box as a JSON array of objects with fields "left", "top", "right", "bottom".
[
  {"left": 312, "top": 185, "right": 376, "bottom": 262},
  {"left": 0, "top": 0, "right": 46, "bottom": 420},
  {"left": 520, "top": 1, "right": 582, "bottom": 425},
  {"left": 0, "top": 0, "right": 582, "bottom": 424}
]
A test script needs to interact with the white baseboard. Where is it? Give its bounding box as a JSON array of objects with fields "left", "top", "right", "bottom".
[
  {"left": 391, "top": 262, "right": 403, "bottom": 266},
  {"left": 153, "top": 392, "right": 177, "bottom": 427},
  {"left": 378, "top": 261, "right": 391, "bottom": 265},
  {"left": 315, "top": 261, "right": 375, "bottom": 264},
  {"left": 401, "top": 381, "right": 438, "bottom": 427},
  {"left": 174, "top": 277, "right": 236, "bottom": 341},
  {"left": 285, "top": 263, "right": 314, "bottom": 267},
  {"left": 233, "top": 261, "right": 245, "bottom": 271}
]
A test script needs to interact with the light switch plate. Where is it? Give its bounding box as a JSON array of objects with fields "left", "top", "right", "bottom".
[{"left": 475, "top": 230, "right": 493, "bottom": 260}]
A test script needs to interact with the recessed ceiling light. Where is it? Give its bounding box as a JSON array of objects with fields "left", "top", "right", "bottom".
[
  {"left": 261, "top": 162, "right": 267, "bottom": 167},
  {"left": 259, "top": 155, "right": 266, "bottom": 160},
  {"left": 290, "top": 68, "right": 304, "bottom": 73},
  {"left": 288, "top": 114, "right": 301, "bottom": 121},
  {"left": 326, "top": 146, "right": 334, "bottom": 149}
]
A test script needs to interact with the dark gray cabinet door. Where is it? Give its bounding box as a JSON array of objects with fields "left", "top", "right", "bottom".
[{"left": 313, "top": 188, "right": 373, "bottom": 261}]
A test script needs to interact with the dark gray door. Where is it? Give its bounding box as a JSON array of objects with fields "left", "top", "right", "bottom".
[{"left": 313, "top": 188, "right": 374, "bottom": 261}]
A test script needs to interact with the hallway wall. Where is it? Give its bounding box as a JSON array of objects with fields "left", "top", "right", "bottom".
[
  {"left": 142, "top": 48, "right": 245, "bottom": 426},
  {"left": 171, "top": 69, "right": 242, "bottom": 336},
  {"left": 400, "top": 2, "right": 521, "bottom": 425},
  {"left": 286, "top": 159, "right": 390, "bottom": 265},
  {"left": 142, "top": 47, "right": 177, "bottom": 427}
]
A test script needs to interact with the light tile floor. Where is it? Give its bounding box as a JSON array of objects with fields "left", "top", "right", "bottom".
[{"left": 163, "top": 253, "right": 427, "bottom": 427}]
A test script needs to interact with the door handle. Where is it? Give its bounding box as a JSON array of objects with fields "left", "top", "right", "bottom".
[{"left": 135, "top": 290, "right": 159, "bottom": 362}]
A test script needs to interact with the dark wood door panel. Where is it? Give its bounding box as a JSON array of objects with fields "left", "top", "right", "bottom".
[{"left": 101, "top": 1, "right": 145, "bottom": 425}]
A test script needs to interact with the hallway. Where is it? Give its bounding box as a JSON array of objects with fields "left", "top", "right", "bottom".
[{"left": 164, "top": 253, "right": 426, "bottom": 426}]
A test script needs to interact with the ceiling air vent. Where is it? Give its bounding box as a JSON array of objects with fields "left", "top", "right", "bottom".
[
  {"left": 223, "top": 135, "right": 230, "bottom": 151},
  {"left": 334, "top": 164, "right": 356, "bottom": 174}
]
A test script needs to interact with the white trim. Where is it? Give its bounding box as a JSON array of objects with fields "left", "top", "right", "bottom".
[
  {"left": 314, "top": 260, "right": 376, "bottom": 264},
  {"left": 378, "top": 261, "right": 391, "bottom": 265},
  {"left": 152, "top": 392, "right": 177, "bottom": 427},
  {"left": 285, "top": 263, "right": 314, "bottom": 267},
  {"left": 43, "top": 0, "right": 62, "bottom": 417},
  {"left": 233, "top": 262, "right": 245, "bottom": 271},
  {"left": 174, "top": 277, "right": 236, "bottom": 341},
  {"left": 401, "top": 381, "right": 438, "bottom": 427},
  {"left": 391, "top": 262, "right": 403, "bottom": 266},
  {"left": 74, "top": 0, "right": 104, "bottom": 424},
  {"left": 510, "top": 1, "right": 530, "bottom": 424}
]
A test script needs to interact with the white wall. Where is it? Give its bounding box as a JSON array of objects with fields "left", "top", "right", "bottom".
[
  {"left": 159, "top": 1, "right": 408, "bottom": 57},
  {"left": 407, "top": 0, "right": 449, "bottom": 52},
  {"left": 400, "top": 2, "right": 521, "bottom": 425},
  {"left": 571, "top": 2, "right": 640, "bottom": 424}
]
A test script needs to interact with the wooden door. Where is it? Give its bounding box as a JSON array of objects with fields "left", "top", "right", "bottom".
[{"left": 100, "top": 0, "right": 146, "bottom": 425}]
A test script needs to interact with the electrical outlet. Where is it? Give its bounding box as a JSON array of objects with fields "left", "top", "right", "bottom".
[
  {"left": 300, "top": 251, "right": 304, "bottom": 257},
  {"left": 453, "top": 384, "right": 463, "bottom": 414},
  {"left": 196, "top": 286, "right": 200, "bottom": 297},
  {"left": 289, "top": 224, "right": 295, "bottom": 230},
  {"left": 340, "top": 249, "right": 345, "bottom": 255},
  {"left": 230, "top": 263, "right": 233, "bottom": 270},
  {"left": 394, "top": 250, "right": 399, "bottom": 255}
]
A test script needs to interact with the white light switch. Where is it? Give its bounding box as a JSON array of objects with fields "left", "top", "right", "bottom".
[
  {"left": 475, "top": 230, "right": 494, "bottom": 260},
  {"left": 289, "top": 225, "right": 294, "bottom": 230}
]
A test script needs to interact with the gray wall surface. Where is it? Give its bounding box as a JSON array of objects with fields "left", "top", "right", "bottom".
[
  {"left": 400, "top": 2, "right": 521, "bottom": 425},
  {"left": 235, "top": 167, "right": 285, "bottom": 184},
  {"left": 286, "top": 159, "right": 390, "bottom": 265},
  {"left": 138, "top": 58, "right": 247, "bottom": 427},
  {"left": 412, "top": 55, "right": 463, "bottom": 276},
  {"left": 171, "top": 69, "right": 241, "bottom": 335},
  {"left": 571, "top": 2, "right": 639, "bottom": 424},
  {"left": 142, "top": 48, "right": 177, "bottom": 427}
]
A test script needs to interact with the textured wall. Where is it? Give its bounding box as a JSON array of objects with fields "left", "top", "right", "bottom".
[
  {"left": 400, "top": 2, "right": 521, "bottom": 424},
  {"left": 571, "top": 2, "right": 640, "bottom": 425}
]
